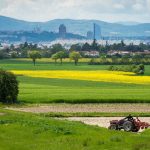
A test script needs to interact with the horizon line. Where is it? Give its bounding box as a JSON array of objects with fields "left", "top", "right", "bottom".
[{"left": 0, "top": 15, "right": 149, "bottom": 24}]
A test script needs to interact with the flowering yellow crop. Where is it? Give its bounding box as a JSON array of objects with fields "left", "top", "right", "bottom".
[{"left": 12, "top": 70, "right": 150, "bottom": 84}]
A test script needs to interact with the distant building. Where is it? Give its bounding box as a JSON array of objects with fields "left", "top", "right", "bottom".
[
  {"left": 93, "top": 23, "right": 102, "bottom": 40},
  {"left": 108, "top": 50, "right": 131, "bottom": 56},
  {"left": 59, "top": 24, "right": 67, "bottom": 38},
  {"left": 33, "top": 25, "right": 41, "bottom": 33},
  {"left": 87, "top": 31, "right": 93, "bottom": 39},
  {"left": 82, "top": 51, "right": 99, "bottom": 57}
]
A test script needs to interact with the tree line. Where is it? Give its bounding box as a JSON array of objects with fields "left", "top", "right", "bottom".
[
  {"left": 1, "top": 40, "right": 150, "bottom": 59},
  {"left": 29, "top": 50, "right": 81, "bottom": 66},
  {"left": 89, "top": 54, "right": 150, "bottom": 65}
]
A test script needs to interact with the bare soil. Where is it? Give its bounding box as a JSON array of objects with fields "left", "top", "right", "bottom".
[
  {"left": 5, "top": 104, "right": 150, "bottom": 131},
  {"left": 61, "top": 117, "right": 150, "bottom": 129},
  {"left": 6, "top": 103, "right": 150, "bottom": 113}
]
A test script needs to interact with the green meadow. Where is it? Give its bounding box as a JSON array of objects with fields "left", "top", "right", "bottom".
[
  {"left": 0, "top": 109, "right": 150, "bottom": 150},
  {"left": 0, "top": 59, "right": 150, "bottom": 150},
  {"left": 0, "top": 59, "right": 150, "bottom": 103}
]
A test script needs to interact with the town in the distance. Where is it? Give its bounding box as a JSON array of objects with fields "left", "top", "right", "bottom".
[{"left": 0, "top": 15, "right": 150, "bottom": 59}]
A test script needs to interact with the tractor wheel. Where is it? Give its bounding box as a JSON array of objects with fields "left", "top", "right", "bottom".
[
  {"left": 123, "top": 121, "right": 133, "bottom": 132},
  {"left": 132, "top": 127, "right": 140, "bottom": 132},
  {"left": 109, "top": 124, "right": 117, "bottom": 130}
]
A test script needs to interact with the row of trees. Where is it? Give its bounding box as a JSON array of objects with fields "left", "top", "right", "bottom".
[
  {"left": 70, "top": 40, "right": 150, "bottom": 52},
  {"left": 1, "top": 40, "right": 150, "bottom": 59},
  {"left": 89, "top": 55, "right": 150, "bottom": 65},
  {"left": 29, "top": 50, "right": 81, "bottom": 66}
]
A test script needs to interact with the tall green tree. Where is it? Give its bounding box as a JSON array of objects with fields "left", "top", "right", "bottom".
[
  {"left": 69, "top": 51, "right": 81, "bottom": 65},
  {"left": 81, "top": 42, "right": 91, "bottom": 51},
  {"left": 28, "top": 51, "right": 41, "bottom": 66},
  {"left": 51, "top": 53, "right": 59, "bottom": 64},
  {"left": 57, "top": 51, "right": 66, "bottom": 64},
  {"left": 121, "top": 55, "right": 130, "bottom": 64},
  {"left": 0, "top": 70, "right": 19, "bottom": 103},
  {"left": 111, "top": 56, "right": 118, "bottom": 64},
  {"left": 132, "top": 54, "right": 142, "bottom": 64},
  {"left": 50, "top": 44, "right": 65, "bottom": 54},
  {"left": 51, "top": 51, "right": 67, "bottom": 64},
  {"left": 70, "top": 44, "right": 82, "bottom": 51},
  {"left": 100, "top": 53, "right": 107, "bottom": 64},
  {"left": 91, "top": 39, "right": 99, "bottom": 50}
]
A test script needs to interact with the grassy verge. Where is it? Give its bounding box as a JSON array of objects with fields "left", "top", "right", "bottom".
[
  {"left": 42, "top": 112, "right": 150, "bottom": 117},
  {"left": 0, "top": 109, "right": 150, "bottom": 150}
]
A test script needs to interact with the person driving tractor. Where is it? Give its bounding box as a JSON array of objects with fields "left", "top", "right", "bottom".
[
  {"left": 118, "top": 114, "right": 134, "bottom": 125},
  {"left": 124, "top": 114, "right": 134, "bottom": 121}
]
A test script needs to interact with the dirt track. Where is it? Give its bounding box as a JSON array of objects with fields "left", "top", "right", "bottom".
[
  {"left": 62, "top": 117, "right": 150, "bottom": 129},
  {"left": 5, "top": 104, "right": 150, "bottom": 130},
  {"left": 6, "top": 104, "right": 150, "bottom": 113}
]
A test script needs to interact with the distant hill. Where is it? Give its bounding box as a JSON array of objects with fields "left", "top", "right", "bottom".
[
  {"left": 115, "top": 21, "right": 140, "bottom": 26},
  {"left": 0, "top": 31, "right": 85, "bottom": 42},
  {"left": 0, "top": 15, "right": 150, "bottom": 37}
]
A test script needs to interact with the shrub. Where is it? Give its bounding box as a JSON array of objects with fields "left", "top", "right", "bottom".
[
  {"left": 0, "top": 70, "right": 19, "bottom": 103},
  {"left": 108, "top": 66, "right": 114, "bottom": 71},
  {"left": 108, "top": 64, "right": 145, "bottom": 75}
]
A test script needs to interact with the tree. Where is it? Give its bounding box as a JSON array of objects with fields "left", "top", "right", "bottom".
[
  {"left": 0, "top": 70, "right": 19, "bottom": 103},
  {"left": 133, "top": 64, "right": 145, "bottom": 75},
  {"left": 69, "top": 51, "right": 81, "bottom": 65},
  {"left": 111, "top": 56, "right": 118, "bottom": 64},
  {"left": 51, "top": 51, "right": 67, "bottom": 64},
  {"left": 121, "top": 40, "right": 126, "bottom": 47},
  {"left": 0, "top": 50, "right": 9, "bottom": 59},
  {"left": 82, "top": 42, "right": 91, "bottom": 51},
  {"left": 132, "top": 54, "right": 142, "bottom": 64},
  {"left": 121, "top": 55, "right": 130, "bottom": 64},
  {"left": 57, "top": 51, "right": 67, "bottom": 64},
  {"left": 91, "top": 39, "right": 99, "bottom": 50},
  {"left": 51, "top": 53, "right": 59, "bottom": 64},
  {"left": 100, "top": 53, "right": 107, "bottom": 64},
  {"left": 70, "top": 44, "right": 82, "bottom": 51},
  {"left": 28, "top": 51, "right": 41, "bottom": 66},
  {"left": 50, "top": 44, "right": 65, "bottom": 54}
]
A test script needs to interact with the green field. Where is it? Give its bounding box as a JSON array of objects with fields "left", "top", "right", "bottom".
[
  {"left": 0, "top": 109, "right": 150, "bottom": 150},
  {"left": 0, "top": 59, "right": 150, "bottom": 150},
  {"left": 0, "top": 59, "right": 150, "bottom": 103}
]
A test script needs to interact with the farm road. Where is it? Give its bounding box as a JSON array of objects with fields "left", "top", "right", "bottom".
[
  {"left": 61, "top": 117, "right": 150, "bottom": 129},
  {"left": 6, "top": 103, "right": 150, "bottom": 113}
]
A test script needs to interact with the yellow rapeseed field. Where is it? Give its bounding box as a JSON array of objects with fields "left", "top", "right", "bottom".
[{"left": 12, "top": 70, "right": 150, "bottom": 84}]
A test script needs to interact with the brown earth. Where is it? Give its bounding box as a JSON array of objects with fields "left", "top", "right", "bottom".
[
  {"left": 6, "top": 104, "right": 150, "bottom": 113},
  {"left": 61, "top": 117, "right": 150, "bottom": 130}
]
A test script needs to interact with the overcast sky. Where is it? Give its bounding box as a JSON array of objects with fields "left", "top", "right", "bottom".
[{"left": 0, "top": 0, "right": 150, "bottom": 23}]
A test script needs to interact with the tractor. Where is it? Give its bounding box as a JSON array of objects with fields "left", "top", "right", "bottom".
[{"left": 109, "top": 116, "right": 150, "bottom": 132}]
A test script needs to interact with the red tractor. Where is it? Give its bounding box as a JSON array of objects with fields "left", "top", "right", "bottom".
[{"left": 109, "top": 115, "right": 150, "bottom": 132}]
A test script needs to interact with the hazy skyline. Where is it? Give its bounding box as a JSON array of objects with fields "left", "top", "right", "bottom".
[{"left": 0, "top": 0, "right": 150, "bottom": 23}]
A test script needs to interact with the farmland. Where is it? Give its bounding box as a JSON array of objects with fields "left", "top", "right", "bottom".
[
  {"left": 0, "top": 58, "right": 150, "bottom": 150},
  {"left": 0, "top": 59, "right": 150, "bottom": 103},
  {"left": 0, "top": 109, "right": 150, "bottom": 150}
]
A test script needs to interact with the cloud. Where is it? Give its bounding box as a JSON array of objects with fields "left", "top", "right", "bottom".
[{"left": 0, "top": 0, "right": 150, "bottom": 22}]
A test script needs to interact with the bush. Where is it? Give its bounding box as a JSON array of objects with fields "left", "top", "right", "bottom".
[
  {"left": 0, "top": 70, "right": 19, "bottom": 103},
  {"left": 108, "top": 64, "right": 145, "bottom": 75}
]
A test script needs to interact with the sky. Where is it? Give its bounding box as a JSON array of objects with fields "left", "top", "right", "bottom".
[{"left": 0, "top": 0, "right": 150, "bottom": 23}]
